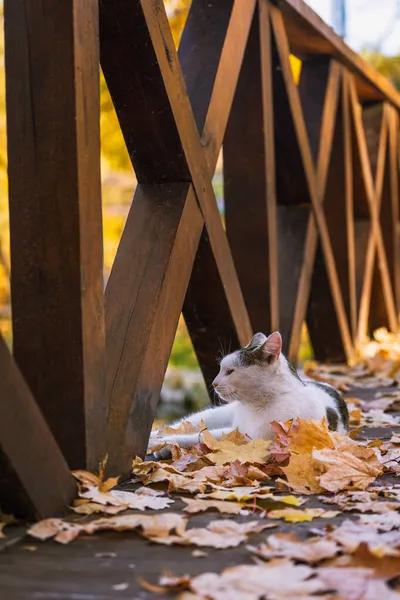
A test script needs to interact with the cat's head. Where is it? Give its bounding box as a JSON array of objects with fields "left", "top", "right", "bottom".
[{"left": 212, "top": 332, "right": 283, "bottom": 405}]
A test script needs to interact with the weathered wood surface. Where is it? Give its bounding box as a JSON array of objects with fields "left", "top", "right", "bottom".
[
  {"left": 0, "top": 336, "right": 75, "bottom": 520},
  {"left": 0, "top": 387, "right": 399, "bottom": 599},
  {"left": 4, "top": 0, "right": 106, "bottom": 471}
]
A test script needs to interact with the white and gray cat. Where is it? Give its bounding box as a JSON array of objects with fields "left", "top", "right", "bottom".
[{"left": 148, "top": 331, "right": 349, "bottom": 457}]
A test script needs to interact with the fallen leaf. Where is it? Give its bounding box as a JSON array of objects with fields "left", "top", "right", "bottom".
[
  {"left": 180, "top": 497, "right": 244, "bottom": 515},
  {"left": 28, "top": 513, "right": 187, "bottom": 544},
  {"left": 316, "top": 566, "right": 400, "bottom": 600},
  {"left": 71, "top": 502, "right": 127, "bottom": 516},
  {"left": 328, "top": 519, "right": 400, "bottom": 554},
  {"left": 189, "top": 560, "right": 325, "bottom": 600},
  {"left": 148, "top": 520, "right": 274, "bottom": 549},
  {"left": 330, "top": 543, "right": 400, "bottom": 577},
  {"left": 248, "top": 532, "right": 340, "bottom": 563},
  {"left": 267, "top": 508, "right": 339, "bottom": 523},
  {"left": 109, "top": 490, "right": 174, "bottom": 511},
  {"left": 158, "top": 420, "right": 205, "bottom": 436},
  {"left": 281, "top": 452, "right": 325, "bottom": 495},
  {"left": 313, "top": 446, "right": 383, "bottom": 491},
  {"left": 202, "top": 430, "right": 271, "bottom": 465}
]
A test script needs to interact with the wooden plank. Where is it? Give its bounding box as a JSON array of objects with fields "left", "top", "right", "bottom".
[
  {"left": 0, "top": 335, "right": 75, "bottom": 519},
  {"left": 105, "top": 183, "right": 203, "bottom": 471},
  {"left": 180, "top": 0, "right": 257, "bottom": 390},
  {"left": 368, "top": 107, "right": 399, "bottom": 333},
  {"left": 138, "top": 0, "right": 252, "bottom": 344},
  {"left": 387, "top": 107, "right": 400, "bottom": 315},
  {"left": 5, "top": 0, "right": 106, "bottom": 470},
  {"left": 348, "top": 75, "right": 398, "bottom": 339},
  {"left": 100, "top": 0, "right": 251, "bottom": 340},
  {"left": 101, "top": 0, "right": 254, "bottom": 467},
  {"left": 304, "top": 63, "right": 357, "bottom": 362},
  {"left": 270, "top": 5, "right": 353, "bottom": 361},
  {"left": 223, "top": 6, "right": 277, "bottom": 341},
  {"left": 272, "top": 0, "right": 400, "bottom": 109},
  {"left": 281, "top": 56, "right": 332, "bottom": 359}
]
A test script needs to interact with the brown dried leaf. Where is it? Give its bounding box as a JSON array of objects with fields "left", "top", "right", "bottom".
[
  {"left": 180, "top": 497, "right": 244, "bottom": 515},
  {"left": 158, "top": 420, "right": 205, "bottom": 436},
  {"left": 71, "top": 502, "right": 127, "bottom": 516},
  {"left": 313, "top": 447, "right": 383, "bottom": 492},
  {"left": 248, "top": 532, "right": 340, "bottom": 563},
  {"left": 149, "top": 520, "right": 276, "bottom": 549},
  {"left": 28, "top": 513, "right": 187, "bottom": 544},
  {"left": 330, "top": 543, "right": 400, "bottom": 578},
  {"left": 328, "top": 519, "right": 400, "bottom": 554},
  {"left": 316, "top": 566, "right": 400, "bottom": 600},
  {"left": 189, "top": 560, "right": 325, "bottom": 600}
]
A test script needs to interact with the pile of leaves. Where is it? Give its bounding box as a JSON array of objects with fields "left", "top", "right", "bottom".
[
  {"left": 20, "top": 396, "right": 400, "bottom": 599},
  {"left": 3, "top": 333, "right": 400, "bottom": 599}
]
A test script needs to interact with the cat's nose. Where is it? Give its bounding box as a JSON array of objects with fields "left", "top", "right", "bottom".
[{"left": 212, "top": 379, "right": 218, "bottom": 388}]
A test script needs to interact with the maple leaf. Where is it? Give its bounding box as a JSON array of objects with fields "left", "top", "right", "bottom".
[
  {"left": 147, "top": 519, "right": 274, "bottom": 549},
  {"left": 313, "top": 447, "right": 383, "bottom": 492},
  {"left": 281, "top": 452, "right": 325, "bottom": 495},
  {"left": 202, "top": 430, "right": 271, "bottom": 465},
  {"left": 158, "top": 420, "right": 205, "bottom": 436},
  {"left": 330, "top": 543, "right": 400, "bottom": 577},
  {"left": 316, "top": 566, "right": 400, "bottom": 600},
  {"left": 180, "top": 497, "right": 244, "bottom": 515},
  {"left": 189, "top": 559, "right": 325, "bottom": 600},
  {"left": 267, "top": 508, "right": 339, "bottom": 523},
  {"left": 28, "top": 513, "right": 187, "bottom": 544},
  {"left": 71, "top": 502, "right": 127, "bottom": 516},
  {"left": 328, "top": 519, "right": 400, "bottom": 554},
  {"left": 248, "top": 532, "right": 340, "bottom": 563}
]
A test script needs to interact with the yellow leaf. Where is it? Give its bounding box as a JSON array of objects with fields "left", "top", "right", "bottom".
[
  {"left": 281, "top": 453, "right": 325, "bottom": 495},
  {"left": 286, "top": 418, "right": 336, "bottom": 454},
  {"left": 158, "top": 419, "right": 205, "bottom": 436},
  {"left": 203, "top": 432, "right": 271, "bottom": 465},
  {"left": 267, "top": 508, "right": 339, "bottom": 523}
]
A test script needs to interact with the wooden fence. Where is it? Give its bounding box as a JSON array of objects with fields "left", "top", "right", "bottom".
[{"left": 2, "top": 0, "right": 400, "bottom": 517}]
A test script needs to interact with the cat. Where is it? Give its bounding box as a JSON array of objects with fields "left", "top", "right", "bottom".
[{"left": 148, "top": 331, "right": 349, "bottom": 458}]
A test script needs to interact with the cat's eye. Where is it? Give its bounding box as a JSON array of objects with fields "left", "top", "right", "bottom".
[{"left": 226, "top": 368, "right": 234, "bottom": 376}]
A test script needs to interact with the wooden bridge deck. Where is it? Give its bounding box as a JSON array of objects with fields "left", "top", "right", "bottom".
[{"left": 1, "top": 385, "right": 399, "bottom": 600}]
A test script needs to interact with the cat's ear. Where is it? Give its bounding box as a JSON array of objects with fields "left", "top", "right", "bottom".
[
  {"left": 246, "top": 332, "right": 267, "bottom": 348},
  {"left": 263, "top": 331, "right": 282, "bottom": 362},
  {"left": 251, "top": 331, "right": 281, "bottom": 364},
  {"left": 243, "top": 331, "right": 281, "bottom": 364}
]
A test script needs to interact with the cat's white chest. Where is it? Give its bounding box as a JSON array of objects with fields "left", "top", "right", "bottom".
[{"left": 231, "top": 403, "right": 272, "bottom": 439}]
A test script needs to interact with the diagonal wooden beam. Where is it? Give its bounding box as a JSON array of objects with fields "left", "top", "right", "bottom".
[
  {"left": 223, "top": 5, "right": 277, "bottom": 348},
  {"left": 181, "top": 0, "right": 257, "bottom": 391},
  {"left": 0, "top": 335, "right": 75, "bottom": 519},
  {"left": 106, "top": 184, "right": 203, "bottom": 471},
  {"left": 347, "top": 76, "right": 398, "bottom": 340},
  {"left": 100, "top": 0, "right": 254, "bottom": 471},
  {"left": 269, "top": 4, "right": 353, "bottom": 361},
  {"left": 5, "top": 0, "right": 106, "bottom": 470}
]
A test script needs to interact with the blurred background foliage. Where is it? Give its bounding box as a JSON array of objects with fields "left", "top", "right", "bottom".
[{"left": 0, "top": 0, "right": 399, "bottom": 372}]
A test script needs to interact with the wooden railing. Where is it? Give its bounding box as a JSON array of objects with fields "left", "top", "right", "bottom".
[{"left": 2, "top": 0, "right": 400, "bottom": 517}]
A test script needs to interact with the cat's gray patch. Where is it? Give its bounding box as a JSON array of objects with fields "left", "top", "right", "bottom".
[
  {"left": 307, "top": 380, "right": 349, "bottom": 429},
  {"left": 286, "top": 359, "right": 305, "bottom": 384},
  {"left": 325, "top": 406, "right": 338, "bottom": 431}
]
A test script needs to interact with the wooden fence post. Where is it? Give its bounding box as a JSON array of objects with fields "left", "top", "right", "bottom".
[{"left": 4, "top": 0, "right": 106, "bottom": 470}]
